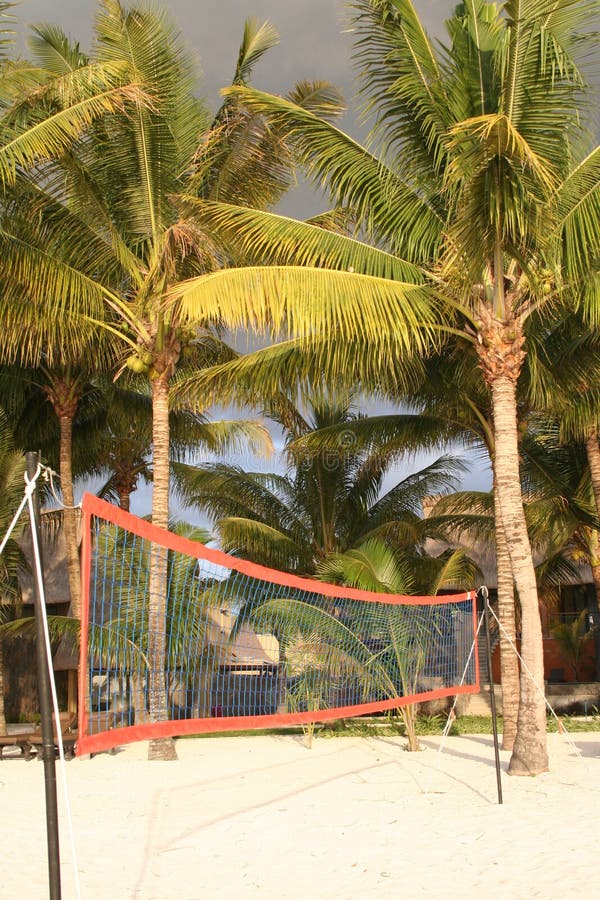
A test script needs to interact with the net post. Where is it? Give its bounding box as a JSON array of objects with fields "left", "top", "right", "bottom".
[
  {"left": 26, "top": 452, "right": 62, "bottom": 898},
  {"left": 480, "top": 585, "right": 503, "bottom": 805}
]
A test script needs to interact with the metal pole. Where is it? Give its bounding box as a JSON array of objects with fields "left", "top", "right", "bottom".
[
  {"left": 481, "top": 585, "right": 503, "bottom": 805},
  {"left": 26, "top": 452, "right": 62, "bottom": 899}
]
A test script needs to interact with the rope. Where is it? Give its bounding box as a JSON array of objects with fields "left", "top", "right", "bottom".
[
  {"left": 24, "top": 464, "right": 82, "bottom": 900},
  {"left": 0, "top": 469, "right": 39, "bottom": 554},
  {"left": 487, "top": 605, "right": 595, "bottom": 773},
  {"left": 44, "top": 465, "right": 81, "bottom": 511},
  {"left": 421, "top": 604, "right": 485, "bottom": 798},
  {"left": 0, "top": 461, "right": 73, "bottom": 556},
  {"left": 441, "top": 609, "right": 486, "bottom": 743}
]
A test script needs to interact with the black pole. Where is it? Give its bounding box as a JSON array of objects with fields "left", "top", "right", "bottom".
[
  {"left": 481, "top": 585, "right": 503, "bottom": 805},
  {"left": 26, "top": 452, "right": 62, "bottom": 899}
]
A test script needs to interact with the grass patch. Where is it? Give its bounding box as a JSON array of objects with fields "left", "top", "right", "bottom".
[
  {"left": 177, "top": 710, "right": 600, "bottom": 742},
  {"left": 318, "top": 718, "right": 404, "bottom": 739},
  {"left": 547, "top": 714, "right": 600, "bottom": 733},
  {"left": 179, "top": 726, "right": 305, "bottom": 740}
]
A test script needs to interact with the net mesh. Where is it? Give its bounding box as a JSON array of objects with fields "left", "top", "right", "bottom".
[{"left": 77, "top": 495, "right": 479, "bottom": 755}]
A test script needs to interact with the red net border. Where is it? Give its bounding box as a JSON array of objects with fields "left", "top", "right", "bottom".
[{"left": 77, "top": 493, "right": 480, "bottom": 755}]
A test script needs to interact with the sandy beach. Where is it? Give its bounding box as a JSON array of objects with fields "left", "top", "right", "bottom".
[{"left": 1, "top": 731, "right": 599, "bottom": 899}]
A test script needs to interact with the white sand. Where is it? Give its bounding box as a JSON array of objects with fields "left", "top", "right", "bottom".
[{"left": 1, "top": 731, "right": 599, "bottom": 899}]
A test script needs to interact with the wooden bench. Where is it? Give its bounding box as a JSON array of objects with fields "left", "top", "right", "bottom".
[
  {"left": 0, "top": 730, "right": 38, "bottom": 760},
  {"left": 1, "top": 713, "right": 78, "bottom": 760},
  {"left": 29, "top": 712, "right": 78, "bottom": 759}
]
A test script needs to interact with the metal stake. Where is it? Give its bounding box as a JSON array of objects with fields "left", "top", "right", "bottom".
[
  {"left": 481, "top": 585, "right": 503, "bottom": 804},
  {"left": 26, "top": 452, "right": 62, "bottom": 899}
]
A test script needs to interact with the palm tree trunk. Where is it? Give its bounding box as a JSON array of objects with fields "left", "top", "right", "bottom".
[
  {"left": 491, "top": 375, "right": 548, "bottom": 775},
  {"left": 0, "top": 641, "right": 6, "bottom": 735},
  {"left": 114, "top": 463, "right": 138, "bottom": 512},
  {"left": 588, "top": 555, "right": 600, "bottom": 683},
  {"left": 147, "top": 374, "right": 177, "bottom": 761},
  {"left": 59, "top": 414, "right": 81, "bottom": 618},
  {"left": 585, "top": 429, "right": 600, "bottom": 512},
  {"left": 584, "top": 430, "right": 600, "bottom": 680},
  {"left": 494, "top": 481, "right": 519, "bottom": 751}
]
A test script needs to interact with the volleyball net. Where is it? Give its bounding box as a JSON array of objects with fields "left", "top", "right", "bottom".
[{"left": 77, "top": 494, "right": 479, "bottom": 755}]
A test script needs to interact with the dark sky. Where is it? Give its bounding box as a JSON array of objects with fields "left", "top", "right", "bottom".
[
  {"left": 14, "top": 0, "right": 454, "bottom": 220},
  {"left": 15, "top": 1, "right": 452, "bottom": 106}
]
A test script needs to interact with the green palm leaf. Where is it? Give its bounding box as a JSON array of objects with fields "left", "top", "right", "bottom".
[
  {"left": 555, "top": 145, "right": 600, "bottom": 299},
  {"left": 231, "top": 18, "right": 280, "bottom": 85},
  {"left": 220, "top": 85, "right": 445, "bottom": 261},
  {"left": 177, "top": 198, "right": 425, "bottom": 283},
  {"left": 26, "top": 22, "right": 88, "bottom": 74},
  {"left": 176, "top": 265, "right": 446, "bottom": 353},
  {"left": 350, "top": 0, "right": 451, "bottom": 174},
  {"left": 0, "top": 60, "right": 146, "bottom": 184},
  {"left": 317, "top": 538, "right": 416, "bottom": 594}
]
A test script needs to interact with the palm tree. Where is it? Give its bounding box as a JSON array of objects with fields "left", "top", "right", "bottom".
[
  {"left": 434, "top": 416, "right": 600, "bottom": 677},
  {"left": 0, "top": 4, "right": 343, "bottom": 759},
  {"left": 81, "top": 379, "right": 272, "bottom": 513},
  {"left": 0, "top": 5, "right": 147, "bottom": 180},
  {"left": 29, "top": 372, "right": 271, "bottom": 515},
  {"left": 316, "top": 536, "right": 480, "bottom": 749},
  {"left": 174, "top": 1, "right": 599, "bottom": 775},
  {"left": 0, "top": 349, "right": 122, "bottom": 617},
  {"left": 532, "top": 331, "right": 600, "bottom": 679},
  {"left": 173, "top": 394, "right": 466, "bottom": 575},
  {"left": 0, "top": 2, "right": 151, "bottom": 613},
  {"left": 520, "top": 421, "right": 600, "bottom": 676},
  {"left": 397, "top": 323, "right": 600, "bottom": 749}
]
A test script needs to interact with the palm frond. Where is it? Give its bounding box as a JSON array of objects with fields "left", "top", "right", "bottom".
[
  {"left": 175, "top": 265, "right": 446, "bottom": 356},
  {"left": 192, "top": 419, "right": 274, "bottom": 459},
  {"left": 0, "top": 2, "right": 15, "bottom": 59},
  {"left": 178, "top": 198, "right": 425, "bottom": 283},
  {"left": 27, "top": 22, "right": 88, "bottom": 74},
  {"left": 349, "top": 0, "right": 452, "bottom": 175},
  {"left": 171, "top": 463, "right": 299, "bottom": 533},
  {"left": 286, "top": 80, "right": 346, "bottom": 120},
  {"left": 220, "top": 85, "right": 445, "bottom": 261},
  {"left": 92, "top": 0, "right": 208, "bottom": 240},
  {"left": 443, "top": 0, "right": 504, "bottom": 121},
  {"left": 290, "top": 413, "right": 467, "bottom": 461},
  {"left": 317, "top": 538, "right": 415, "bottom": 594},
  {"left": 0, "top": 233, "right": 113, "bottom": 365},
  {"left": 554, "top": 144, "right": 600, "bottom": 305},
  {"left": 232, "top": 18, "right": 280, "bottom": 86},
  {"left": 172, "top": 332, "right": 432, "bottom": 413},
  {"left": 0, "top": 61, "right": 147, "bottom": 185},
  {"left": 364, "top": 455, "right": 467, "bottom": 531},
  {"left": 216, "top": 517, "right": 312, "bottom": 574},
  {"left": 502, "top": 0, "right": 598, "bottom": 141},
  {"left": 426, "top": 547, "right": 482, "bottom": 595}
]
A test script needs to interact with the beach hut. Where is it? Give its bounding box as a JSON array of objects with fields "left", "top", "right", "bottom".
[
  {"left": 422, "top": 496, "right": 600, "bottom": 687},
  {"left": 6, "top": 513, "right": 79, "bottom": 721}
]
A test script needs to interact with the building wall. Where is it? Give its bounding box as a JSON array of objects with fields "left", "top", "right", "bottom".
[{"left": 491, "top": 638, "right": 598, "bottom": 684}]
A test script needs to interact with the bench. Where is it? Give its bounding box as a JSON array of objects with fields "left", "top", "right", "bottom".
[
  {"left": 29, "top": 712, "right": 78, "bottom": 759},
  {"left": 0, "top": 730, "right": 37, "bottom": 760},
  {"left": 1, "top": 713, "right": 78, "bottom": 760}
]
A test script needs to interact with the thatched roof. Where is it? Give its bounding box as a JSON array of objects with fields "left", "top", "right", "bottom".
[
  {"left": 18, "top": 509, "right": 79, "bottom": 607},
  {"left": 422, "top": 495, "right": 593, "bottom": 590},
  {"left": 17, "top": 509, "right": 80, "bottom": 670}
]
